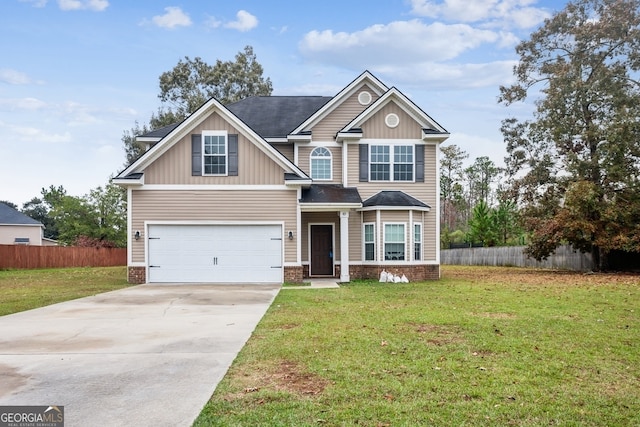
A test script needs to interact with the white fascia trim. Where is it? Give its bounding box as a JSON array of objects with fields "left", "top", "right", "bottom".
[
  {"left": 146, "top": 220, "right": 286, "bottom": 226},
  {"left": 300, "top": 203, "right": 362, "bottom": 212},
  {"left": 291, "top": 71, "right": 389, "bottom": 134},
  {"left": 136, "top": 184, "right": 293, "bottom": 191},
  {"left": 0, "top": 223, "right": 42, "bottom": 228},
  {"left": 112, "top": 178, "right": 143, "bottom": 186},
  {"left": 341, "top": 88, "right": 448, "bottom": 134},
  {"left": 423, "top": 133, "right": 451, "bottom": 143},
  {"left": 336, "top": 132, "right": 363, "bottom": 141},
  {"left": 136, "top": 137, "right": 161, "bottom": 143},
  {"left": 359, "top": 206, "right": 431, "bottom": 212},
  {"left": 267, "top": 138, "right": 290, "bottom": 143},
  {"left": 287, "top": 134, "right": 312, "bottom": 142},
  {"left": 307, "top": 140, "right": 342, "bottom": 147}
]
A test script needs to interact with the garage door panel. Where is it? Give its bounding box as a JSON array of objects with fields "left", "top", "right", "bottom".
[{"left": 147, "top": 225, "right": 282, "bottom": 284}]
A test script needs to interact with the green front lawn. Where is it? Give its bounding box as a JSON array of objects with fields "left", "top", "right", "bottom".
[
  {"left": 0, "top": 267, "right": 130, "bottom": 316},
  {"left": 195, "top": 266, "right": 640, "bottom": 426}
]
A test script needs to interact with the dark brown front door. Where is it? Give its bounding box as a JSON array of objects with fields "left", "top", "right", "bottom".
[{"left": 310, "top": 225, "right": 333, "bottom": 276}]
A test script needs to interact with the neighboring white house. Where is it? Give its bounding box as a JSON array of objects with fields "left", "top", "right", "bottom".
[{"left": 0, "top": 202, "right": 56, "bottom": 246}]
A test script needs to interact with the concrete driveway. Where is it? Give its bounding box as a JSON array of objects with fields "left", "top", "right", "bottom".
[{"left": 0, "top": 283, "right": 280, "bottom": 427}]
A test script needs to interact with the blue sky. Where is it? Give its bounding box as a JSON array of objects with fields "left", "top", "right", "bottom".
[{"left": 1, "top": 0, "right": 565, "bottom": 205}]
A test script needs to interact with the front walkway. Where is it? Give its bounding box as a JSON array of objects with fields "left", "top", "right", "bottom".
[{"left": 284, "top": 278, "right": 341, "bottom": 289}]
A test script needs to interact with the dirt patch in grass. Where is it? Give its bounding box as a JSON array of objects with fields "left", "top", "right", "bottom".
[
  {"left": 405, "top": 322, "right": 466, "bottom": 346},
  {"left": 228, "top": 360, "right": 330, "bottom": 400},
  {"left": 442, "top": 266, "right": 640, "bottom": 287}
]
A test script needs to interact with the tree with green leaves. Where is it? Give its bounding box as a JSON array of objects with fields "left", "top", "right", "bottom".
[
  {"left": 499, "top": 0, "right": 640, "bottom": 269},
  {"left": 467, "top": 200, "right": 497, "bottom": 247},
  {"left": 122, "top": 46, "right": 272, "bottom": 166},
  {"left": 159, "top": 45, "right": 272, "bottom": 114},
  {"left": 464, "top": 156, "right": 502, "bottom": 209},
  {"left": 440, "top": 144, "right": 468, "bottom": 245}
]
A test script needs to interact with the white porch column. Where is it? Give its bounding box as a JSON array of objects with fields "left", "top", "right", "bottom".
[{"left": 339, "top": 210, "right": 350, "bottom": 282}]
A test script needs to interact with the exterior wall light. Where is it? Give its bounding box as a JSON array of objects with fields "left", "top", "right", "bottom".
[
  {"left": 288, "top": 231, "right": 294, "bottom": 240},
  {"left": 135, "top": 230, "right": 140, "bottom": 240}
]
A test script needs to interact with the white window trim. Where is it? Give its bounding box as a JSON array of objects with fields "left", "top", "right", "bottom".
[
  {"left": 413, "top": 223, "right": 422, "bottom": 261},
  {"left": 369, "top": 144, "right": 415, "bottom": 182},
  {"left": 383, "top": 222, "right": 407, "bottom": 262},
  {"left": 202, "top": 130, "right": 228, "bottom": 176},
  {"left": 363, "top": 222, "right": 376, "bottom": 261},
  {"left": 310, "top": 146, "right": 333, "bottom": 181}
]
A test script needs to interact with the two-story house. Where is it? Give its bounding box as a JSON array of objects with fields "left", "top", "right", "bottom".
[{"left": 114, "top": 71, "right": 449, "bottom": 284}]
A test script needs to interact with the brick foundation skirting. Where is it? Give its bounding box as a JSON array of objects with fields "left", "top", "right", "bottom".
[
  {"left": 128, "top": 266, "right": 146, "bottom": 284},
  {"left": 284, "top": 266, "right": 304, "bottom": 283},
  {"left": 301, "top": 264, "right": 440, "bottom": 282}
]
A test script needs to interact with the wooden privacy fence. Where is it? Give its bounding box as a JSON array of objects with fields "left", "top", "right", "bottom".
[
  {"left": 441, "top": 244, "right": 594, "bottom": 272},
  {"left": 0, "top": 245, "right": 127, "bottom": 269}
]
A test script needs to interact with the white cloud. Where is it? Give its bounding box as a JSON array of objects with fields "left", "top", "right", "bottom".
[
  {"left": 0, "top": 69, "right": 32, "bottom": 85},
  {"left": 151, "top": 7, "right": 192, "bottom": 29},
  {"left": 0, "top": 97, "right": 47, "bottom": 111},
  {"left": 57, "top": 0, "right": 109, "bottom": 12},
  {"left": 377, "top": 60, "right": 517, "bottom": 90},
  {"left": 224, "top": 10, "right": 258, "bottom": 32},
  {"left": 300, "top": 20, "right": 498, "bottom": 66},
  {"left": 205, "top": 15, "right": 222, "bottom": 29},
  {"left": 19, "top": 0, "right": 48, "bottom": 7},
  {"left": 410, "top": 0, "right": 550, "bottom": 29},
  {"left": 8, "top": 125, "right": 72, "bottom": 143}
]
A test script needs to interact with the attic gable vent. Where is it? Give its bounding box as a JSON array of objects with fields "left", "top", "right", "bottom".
[
  {"left": 385, "top": 113, "right": 400, "bottom": 128},
  {"left": 358, "top": 91, "right": 372, "bottom": 105}
]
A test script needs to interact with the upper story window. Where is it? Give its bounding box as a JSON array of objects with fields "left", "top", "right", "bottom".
[
  {"left": 203, "top": 131, "right": 227, "bottom": 176},
  {"left": 370, "top": 145, "right": 414, "bottom": 182},
  {"left": 310, "top": 147, "right": 332, "bottom": 180}
]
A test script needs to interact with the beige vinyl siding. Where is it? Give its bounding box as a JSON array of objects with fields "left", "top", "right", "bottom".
[
  {"left": 274, "top": 143, "right": 294, "bottom": 163},
  {"left": 297, "top": 145, "right": 343, "bottom": 183},
  {"left": 131, "top": 189, "right": 298, "bottom": 263},
  {"left": 144, "top": 112, "right": 285, "bottom": 185},
  {"left": 361, "top": 103, "right": 424, "bottom": 139},
  {"left": 348, "top": 213, "right": 362, "bottom": 262},
  {"left": 311, "top": 85, "right": 380, "bottom": 141},
  {"left": 347, "top": 143, "right": 438, "bottom": 261},
  {"left": 0, "top": 225, "right": 42, "bottom": 245}
]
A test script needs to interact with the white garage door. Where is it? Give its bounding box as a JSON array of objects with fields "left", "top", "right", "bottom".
[{"left": 147, "top": 224, "right": 283, "bottom": 284}]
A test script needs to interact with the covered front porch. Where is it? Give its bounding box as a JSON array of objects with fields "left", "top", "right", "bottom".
[{"left": 299, "top": 184, "right": 362, "bottom": 282}]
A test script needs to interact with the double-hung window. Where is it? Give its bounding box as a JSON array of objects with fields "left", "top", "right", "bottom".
[
  {"left": 364, "top": 223, "right": 375, "bottom": 261},
  {"left": 203, "top": 131, "right": 227, "bottom": 175},
  {"left": 310, "top": 147, "right": 332, "bottom": 180},
  {"left": 414, "top": 223, "right": 422, "bottom": 261},
  {"left": 384, "top": 223, "right": 405, "bottom": 261},
  {"left": 370, "top": 145, "right": 413, "bottom": 181}
]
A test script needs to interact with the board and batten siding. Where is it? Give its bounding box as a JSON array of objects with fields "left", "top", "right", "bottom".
[
  {"left": 361, "top": 103, "right": 424, "bottom": 139},
  {"left": 297, "top": 145, "right": 343, "bottom": 183},
  {"left": 130, "top": 189, "right": 298, "bottom": 264},
  {"left": 347, "top": 143, "right": 438, "bottom": 261},
  {"left": 144, "top": 113, "right": 285, "bottom": 185},
  {"left": 311, "top": 85, "right": 380, "bottom": 141}
]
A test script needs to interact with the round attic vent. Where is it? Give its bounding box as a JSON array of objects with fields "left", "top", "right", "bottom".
[
  {"left": 385, "top": 113, "right": 400, "bottom": 128},
  {"left": 358, "top": 91, "right": 372, "bottom": 105}
]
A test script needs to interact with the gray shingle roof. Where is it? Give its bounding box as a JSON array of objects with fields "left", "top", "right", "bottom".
[
  {"left": 363, "top": 191, "right": 430, "bottom": 208},
  {"left": 0, "top": 203, "right": 43, "bottom": 226},
  {"left": 226, "top": 96, "right": 332, "bottom": 138},
  {"left": 140, "top": 96, "right": 332, "bottom": 141},
  {"left": 300, "top": 185, "right": 362, "bottom": 204}
]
